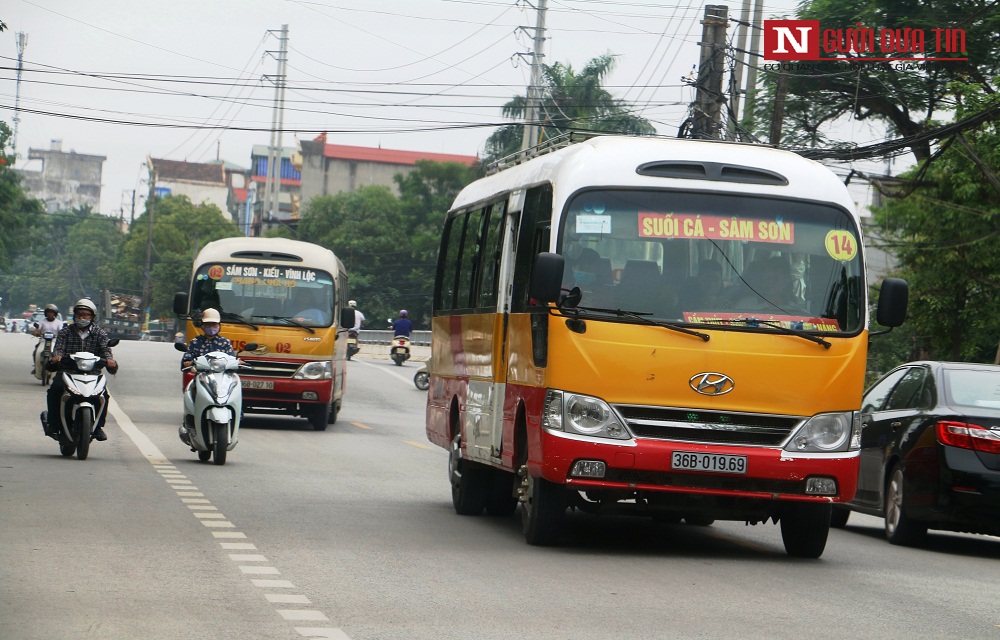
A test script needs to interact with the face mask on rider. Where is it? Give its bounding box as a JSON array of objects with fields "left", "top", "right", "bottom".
[
  {"left": 203, "top": 325, "right": 220, "bottom": 337},
  {"left": 74, "top": 318, "right": 91, "bottom": 329}
]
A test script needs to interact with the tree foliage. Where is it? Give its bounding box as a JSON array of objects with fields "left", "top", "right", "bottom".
[
  {"left": 484, "top": 54, "right": 655, "bottom": 163},
  {"left": 296, "top": 161, "right": 477, "bottom": 329},
  {"left": 870, "top": 86, "right": 1000, "bottom": 362},
  {"left": 752, "top": 0, "right": 1000, "bottom": 160}
]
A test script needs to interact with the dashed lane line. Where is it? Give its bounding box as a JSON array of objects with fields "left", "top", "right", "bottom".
[{"left": 107, "top": 396, "right": 353, "bottom": 640}]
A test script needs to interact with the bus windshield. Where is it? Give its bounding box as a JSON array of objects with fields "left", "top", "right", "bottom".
[
  {"left": 559, "top": 189, "right": 865, "bottom": 334},
  {"left": 190, "top": 262, "right": 336, "bottom": 328}
]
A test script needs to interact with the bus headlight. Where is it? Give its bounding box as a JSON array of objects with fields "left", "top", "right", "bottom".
[
  {"left": 293, "top": 361, "right": 332, "bottom": 380},
  {"left": 785, "top": 412, "right": 858, "bottom": 453},
  {"left": 543, "top": 390, "right": 630, "bottom": 440}
]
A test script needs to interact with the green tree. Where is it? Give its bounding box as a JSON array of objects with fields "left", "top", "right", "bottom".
[
  {"left": 869, "top": 87, "right": 1000, "bottom": 362},
  {"left": 484, "top": 54, "right": 656, "bottom": 163},
  {"left": 114, "top": 195, "right": 240, "bottom": 318},
  {"left": 752, "top": 0, "right": 999, "bottom": 159},
  {"left": 298, "top": 185, "right": 410, "bottom": 328}
]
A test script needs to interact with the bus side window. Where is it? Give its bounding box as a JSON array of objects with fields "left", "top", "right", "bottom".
[
  {"left": 477, "top": 202, "right": 506, "bottom": 309},
  {"left": 436, "top": 212, "right": 468, "bottom": 312},
  {"left": 511, "top": 185, "right": 553, "bottom": 313},
  {"left": 456, "top": 208, "right": 486, "bottom": 310}
]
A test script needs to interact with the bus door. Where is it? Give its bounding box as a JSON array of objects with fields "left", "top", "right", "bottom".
[{"left": 467, "top": 199, "right": 514, "bottom": 463}]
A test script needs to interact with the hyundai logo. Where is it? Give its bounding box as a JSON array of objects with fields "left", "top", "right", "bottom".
[{"left": 689, "top": 372, "right": 735, "bottom": 396}]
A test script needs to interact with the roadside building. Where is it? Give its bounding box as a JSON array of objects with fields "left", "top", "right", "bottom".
[
  {"left": 147, "top": 157, "right": 230, "bottom": 218},
  {"left": 15, "top": 139, "right": 105, "bottom": 213},
  {"left": 297, "top": 134, "right": 478, "bottom": 210}
]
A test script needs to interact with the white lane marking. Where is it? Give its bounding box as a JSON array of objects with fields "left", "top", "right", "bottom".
[
  {"left": 240, "top": 566, "right": 280, "bottom": 575},
  {"left": 107, "top": 396, "right": 353, "bottom": 639},
  {"left": 266, "top": 594, "right": 311, "bottom": 604},
  {"left": 296, "top": 628, "right": 352, "bottom": 639},
  {"left": 252, "top": 579, "right": 295, "bottom": 588},
  {"left": 279, "top": 610, "right": 329, "bottom": 621},
  {"left": 229, "top": 554, "right": 268, "bottom": 562}
]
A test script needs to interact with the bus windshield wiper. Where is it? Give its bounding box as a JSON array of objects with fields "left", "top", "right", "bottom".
[
  {"left": 730, "top": 317, "right": 831, "bottom": 348},
  {"left": 252, "top": 315, "right": 316, "bottom": 334},
  {"left": 219, "top": 311, "right": 258, "bottom": 330},
  {"left": 568, "top": 305, "right": 710, "bottom": 342}
]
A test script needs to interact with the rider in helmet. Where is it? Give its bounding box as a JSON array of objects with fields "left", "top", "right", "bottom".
[
  {"left": 180, "top": 307, "right": 236, "bottom": 370},
  {"left": 391, "top": 309, "right": 412, "bottom": 337},
  {"left": 348, "top": 300, "right": 364, "bottom": 331},
  {"left": 32, "top": 304, "right": 64, "bottom": 375},
  {"left": 43, "top": 298, "right": 118, "bottom": 441}
]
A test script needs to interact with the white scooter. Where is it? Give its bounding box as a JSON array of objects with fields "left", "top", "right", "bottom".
[
  {"left": 390, "top": 335, "right": 411, "bottom": 366},
  {"left": 33, "top": 330, "right": 57, "bottom": 386},
  {"left": 175, "top": 342, "right": 256, "bottom": 465},
  {"left": 41, "top": 342, "right": 119, "bottom": 461}
]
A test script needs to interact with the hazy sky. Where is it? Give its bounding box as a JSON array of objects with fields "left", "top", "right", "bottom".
[{"left": 2, "top": 0, "right": 808, "bottom": 217}]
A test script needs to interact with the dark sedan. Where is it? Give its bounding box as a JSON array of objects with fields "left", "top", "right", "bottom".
[{"left": 831, "top": 361, "right": 1000, "bottom": 545}]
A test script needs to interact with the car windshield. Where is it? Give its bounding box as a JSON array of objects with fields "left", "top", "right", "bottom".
[
  {"left": 558, "top": 189, "right": 865, "bottom": 334},
  {"left": 945, "top": 368, "right": 1000, "bottom": 409},
  {"left": 190, "top": 262, "right": 335, "bottom": 328}
]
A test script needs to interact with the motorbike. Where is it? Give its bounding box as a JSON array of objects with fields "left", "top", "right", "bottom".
[
  {"left": 346, "top": 328, "right": 360, "bottom": 360},
  {"left": 175, "top": 342, "right": 257, "bottom": 465},
  {"left": 390, "top": 335, "right": 411, "bottom": 366},
  {"left": 33, "top": 329, "right": 57, "bottom": 386},
  {"left": 413, "top": 363, "right": 429, "bottom": 390},
  {"left": 41, "top": 340, "right": 120, "bottom": 461}
]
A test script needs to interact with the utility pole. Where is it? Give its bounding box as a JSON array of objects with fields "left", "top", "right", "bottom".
[
  {"left": 520, "top": 0, "right": 548, "bottom": 151},
  {"left": 12, "top": 32, "right": 28, "bottom": 155},
  {"left": 741, "top": 0, "right": 766, "bottom": 132},
  {"left": 726, "top": 0, "right": 752, "bottom": 140},
  {"left": 141, "top": 159, "right": 156, "bottom": 318},
  {"left": 262, "top": 24, "right": 289, "bottom": 237},
  {"left": 693, "top": 5, "right": 728, "bottom": 140},
  {"left": 769, "top": 70, "right": 789, "bottom": 146}
]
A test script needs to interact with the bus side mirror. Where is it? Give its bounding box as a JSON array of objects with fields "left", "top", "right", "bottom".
[
  {"left": 875, "top": 277, "right": 908, "bottom": 328},
  {"left": 173, "top": 292, "right": 189, "bottom": 316},
  {"left": 529, "top": 252, "right": 565, "bottom": 304},
  {"left": 340, "top": 308, "right": 356, "bottom": 329}
]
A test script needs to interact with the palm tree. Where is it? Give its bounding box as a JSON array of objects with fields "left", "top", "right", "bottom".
[{"left": 484, "top": 54, "right": 656, "bottom": 163}]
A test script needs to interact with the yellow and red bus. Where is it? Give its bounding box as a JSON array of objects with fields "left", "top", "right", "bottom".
[
  {"left": 425, "top": 135, "right": 908, "bottom": 557},
  {"left": 174, "top": 237, "right": 353, "bottom": 430}
]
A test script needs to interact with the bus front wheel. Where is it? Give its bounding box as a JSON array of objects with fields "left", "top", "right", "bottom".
[{"left": 518, "top": 466, "right": 566, "bottom": 546}]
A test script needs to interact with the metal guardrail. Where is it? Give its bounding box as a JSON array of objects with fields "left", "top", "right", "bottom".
[{"left": 357, "top": 329, "right": 431, "bottom": 347}]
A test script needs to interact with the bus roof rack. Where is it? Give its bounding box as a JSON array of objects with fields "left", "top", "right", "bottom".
[{"left": 486, "top": 131, "right": 602, "bottom": 175}]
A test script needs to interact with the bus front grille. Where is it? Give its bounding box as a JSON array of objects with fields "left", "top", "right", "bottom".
[
  {"left": 614, "top": 405, "right": 802, "bottom": 446},
  {"left": 240, "top": 360, "right": 301, "bottom": 379}
]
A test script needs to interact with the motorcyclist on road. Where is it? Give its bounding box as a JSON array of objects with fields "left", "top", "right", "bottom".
[
  {"left": 392, "top": 309, "right": 412, "bottom": 337},
  {"left": 43, "top": 299, "right": 118, "bottom": 441},
  {"left": 181, "top": 308, "right": 236, "bottom": 370},
  {"left": 348, "top": 300, "right": 364, "bottom": 331},
  {"left": 32, "top": 304, "right": 63, "bottom": 375}
]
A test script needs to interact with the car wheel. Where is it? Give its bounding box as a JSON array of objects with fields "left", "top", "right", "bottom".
[
  {"left": 780, "top": 503, "right": 832, "bottom": 558},
  {"left": 830, "top": 505, "right": 850, "bottom": 529},
  {"left": 884, "top": 466, "right": 927, "bottom": 546}
]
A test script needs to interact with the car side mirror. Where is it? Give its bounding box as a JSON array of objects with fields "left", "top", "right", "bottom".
[
  {"left": 529, "top": 252, "right": 565, "bottom": 304},
  {"left": 340, "top": 308, "right": 356, "bottom": 329},
  {"left": 872, "top": 277, "right": 908, "bottom": 336},
  {"left": 173, "top": 292, "right": 189, "bottom": 316}
]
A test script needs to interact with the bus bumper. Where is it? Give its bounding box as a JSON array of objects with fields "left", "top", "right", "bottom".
[{"left": 534, "top": 429, "right": 859, "bottom": 504}]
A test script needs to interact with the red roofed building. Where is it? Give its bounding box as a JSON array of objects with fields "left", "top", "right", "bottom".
[{"left": 298, "top": 138, "right": 478, "bottom": 210}]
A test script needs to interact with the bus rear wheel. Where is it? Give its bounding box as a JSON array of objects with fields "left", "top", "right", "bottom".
[{"left": 449, "top": 433, "right": 487, "bottom": 515}]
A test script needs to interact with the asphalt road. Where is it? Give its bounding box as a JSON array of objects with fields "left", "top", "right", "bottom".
[{"left": 2, "top": 332, "right": 999, "bottom": 640}]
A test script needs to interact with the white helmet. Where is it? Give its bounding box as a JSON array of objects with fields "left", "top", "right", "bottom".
[
  {"left": 348, "top": 300, "right": 357, "bottom": 308},
  {"left": 73, "top": 298, "right": 97, "bottom": 315},
  {"left": 201, "top": 308, "right": 221, "bottom": 323}
]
